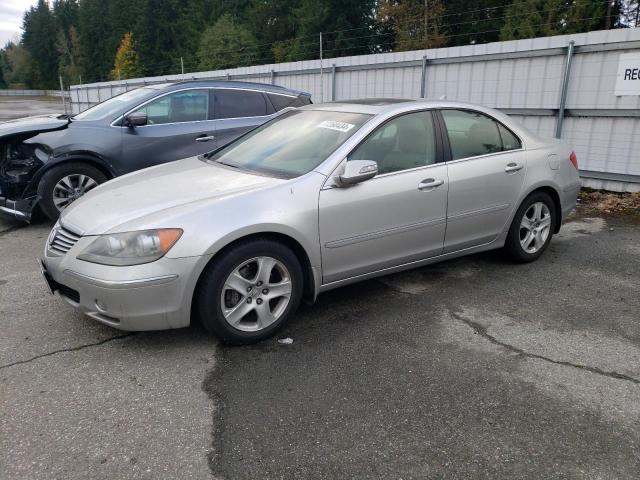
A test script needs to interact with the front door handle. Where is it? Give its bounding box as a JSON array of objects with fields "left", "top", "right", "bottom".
[
  {"left": 196, "top": 135, "right": 215, "bottom": 142},
  {"left": 418, "top": 178, "right": 444, "bottom": 191},
  {"left": 505, "top": 162, "right": 523, "bottom": 173}
]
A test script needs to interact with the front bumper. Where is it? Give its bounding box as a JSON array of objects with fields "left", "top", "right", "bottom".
[{"left": 41, "top": 236, "right": 204, "bottom": 331}]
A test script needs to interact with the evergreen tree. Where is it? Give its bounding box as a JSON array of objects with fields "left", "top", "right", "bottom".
[
  {"left": 110, "top": 32, "right": 143, "bottom": 80},
  {"left": 377, "top": 0, "right": 447, "bottom": 51},
  {"left": 21, "top": 0, "right": 58, "bottom": 88},
  {"left": 500, "top": 0, "right": 618, "bottom": 41},
  {"left": 197, "top": 14, "right": 259, "bottom": 70},
  {"left": 56, "top": 26, "right": 82, "bottom": 85},
  {"left": 282, "top": 0, "right": 377, "bottom": 61},
  {"left": 443, "top": 0, "right": 508, "bottom": 46}
]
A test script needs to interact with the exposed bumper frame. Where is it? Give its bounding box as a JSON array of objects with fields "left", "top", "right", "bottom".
[{"left": 0, "top": 195, "right": 36, "bottom": 222}]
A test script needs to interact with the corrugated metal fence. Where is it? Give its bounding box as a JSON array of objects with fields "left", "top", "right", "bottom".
[{"left": 70, "top": 28, "right": 640, "bottom": 192}]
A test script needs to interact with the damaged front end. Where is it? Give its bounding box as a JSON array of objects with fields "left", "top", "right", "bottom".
[
  {"left": 0, "top": 138, "right": 51, "bottom": 221},
  {"left": 0, "top": 115, "right": 68, "bottom": 221}
]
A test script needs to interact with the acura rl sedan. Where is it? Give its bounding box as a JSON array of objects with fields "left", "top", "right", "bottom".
[
  {"left": 40, "top": 99, "right": 581, "bottom": 344},
  {"left": 0, "top": 80, "right": 311, "bottom": 221}
]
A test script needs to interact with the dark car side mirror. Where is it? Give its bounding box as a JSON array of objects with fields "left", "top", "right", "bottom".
[{"left": 124, "top": 112, "right": 147, "bottom": 128}]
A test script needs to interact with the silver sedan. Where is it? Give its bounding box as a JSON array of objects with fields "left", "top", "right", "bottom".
[{"left": 41, "top": 99, "right": 581, "bottom": 344}]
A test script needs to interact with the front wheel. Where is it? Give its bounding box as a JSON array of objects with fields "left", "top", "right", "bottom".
[
  {"left": 38, "top": 163, "right": 107, "bottom": 220},
  {"left": 195, "top": 239, "right": 304, "bottom": 345},
  {"left": 504, "top": 192, "right": 556, "bottom": 262}
]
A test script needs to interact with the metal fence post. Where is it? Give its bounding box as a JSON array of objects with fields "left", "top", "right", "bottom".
[
  {"left": 59, "top": 76, "right": 67, "bottom": 114},
  {"left": 331, "top": 64, "right": 336, "bottom": 101},
  {"left": 270, "top": 69, "right": 275, "bottom": 84},
  {"left": 555, "top": 40, "right": 575, "bottom": 139},
  {"left": 420, "top": 56, "right": 428, "bottom": 98}
]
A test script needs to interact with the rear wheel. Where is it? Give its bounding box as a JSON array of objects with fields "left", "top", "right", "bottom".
[
  {"left": 38, "top": 163, "right": 107, "bottom": 220},
  {"left": 504, "top": 191, "right": 555, "bottom": 262},
  {"left": 195, "top": 239, "right": 303, "bottom": 345}
]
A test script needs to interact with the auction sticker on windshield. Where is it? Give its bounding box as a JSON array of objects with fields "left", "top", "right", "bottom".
[{"left": 317, "top": 120, "right": 355, "bottom": 132}]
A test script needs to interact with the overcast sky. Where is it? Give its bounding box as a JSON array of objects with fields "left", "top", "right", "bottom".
[{"left": 0, "top": 0, "right": 38, "bottom": 47}]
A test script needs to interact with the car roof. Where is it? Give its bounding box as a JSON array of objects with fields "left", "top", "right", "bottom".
[
  {"left": 300, "top": 98, "right": 545, "bottom": 146},
  {"left": 159, "top": 79, "right": 310, "bottom": 97},
  {"left": 301, "top": 98, "right": 508, "bottom": 115}
]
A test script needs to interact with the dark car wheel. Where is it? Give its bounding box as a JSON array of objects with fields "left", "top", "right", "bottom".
[
  {"left": 504, "top": 191, "right": 556, "bottom": 263},
  {"left": 38, "top": 163, "right": 107, "bottom": 220},
  {"left": 195, "top": 239, "right": 304, "bottom": 345}
]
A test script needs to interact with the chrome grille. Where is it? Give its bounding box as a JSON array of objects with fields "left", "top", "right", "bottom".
[{"left": 48, "top": 226, "right": 82, "bottom": 256}]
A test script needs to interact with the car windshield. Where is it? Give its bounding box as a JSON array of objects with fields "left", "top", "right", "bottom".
[
  {"left": 73, "top": 87, "right": 158, "bottom": 121},
  {"left": 205, "top": 109, "right": 371, "bottom": 178}
]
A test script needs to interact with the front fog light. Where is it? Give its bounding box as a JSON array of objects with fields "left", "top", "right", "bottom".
[{"left": 77, "top": 229, "right": 182, "bottom": 266}]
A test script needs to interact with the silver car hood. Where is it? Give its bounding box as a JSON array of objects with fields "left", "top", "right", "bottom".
[{"left": 61, "top": 156, "right": 283, "bottom": 235}]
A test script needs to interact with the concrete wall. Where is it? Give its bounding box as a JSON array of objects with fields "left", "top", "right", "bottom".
[{"left": 69, "top": 29, "right": 640, "bottom": 192}]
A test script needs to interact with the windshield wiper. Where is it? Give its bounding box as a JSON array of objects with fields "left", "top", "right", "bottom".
[{"left": 215, "top": 159, "right": 240, "bottom": 169}]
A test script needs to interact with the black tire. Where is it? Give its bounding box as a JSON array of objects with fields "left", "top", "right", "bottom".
[
  {"left": 37, "top": 162, "right": 108, "bottom": 220},
  {"left": 504, "top": 191, "right": 556, "bottom": 263},
  {"left": 195, "top": 239, "right": 304, "bottom": 345}
]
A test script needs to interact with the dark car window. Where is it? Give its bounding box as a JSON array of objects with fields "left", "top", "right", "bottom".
[
  {"left": 349, "top": 111, "right": 437, "bottom": 175},
  {"left": 441, "top": 109, "right": 519, "bottom": 160},
  {"left": 214, "top": 89, "right": 267, "bottom": 119},
  {"left": 267, "top": 93, "right": 296, "bottom": 111},
  {"left": 73, "top": 87, "right": 157, "bottom": 121},
  {"left": 133, "top": 89, "right": 209, "bottom": 125}
]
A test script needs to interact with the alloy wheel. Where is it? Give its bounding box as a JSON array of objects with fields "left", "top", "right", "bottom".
[
  {"left": 52, "top": 174, "right": 99, "bottom": 211},
  {"left": 519, "top": 202, "right": 552, "bottom": 254},
  {"left": 220, "top": 256, "right": 293, "bottom": 332}
]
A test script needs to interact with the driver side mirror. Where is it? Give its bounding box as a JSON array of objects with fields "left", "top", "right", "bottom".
[
  {"left": 337, "top": 160, "right": 378, "bottom": 186},
  {"left": 124, "top": 111, "right": 147, "bottom": 128}
]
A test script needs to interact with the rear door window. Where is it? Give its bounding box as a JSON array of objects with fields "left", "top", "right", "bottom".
[
  {"left": 441, "top": 109, "right": 521, "bottom": 160},
  {"left": 214, "top": 89, "right": 268, "bottom": 119}
]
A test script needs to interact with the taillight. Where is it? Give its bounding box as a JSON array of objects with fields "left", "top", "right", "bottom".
[{"left": 569, "top": 151, "right": 578, "bottom": 170}]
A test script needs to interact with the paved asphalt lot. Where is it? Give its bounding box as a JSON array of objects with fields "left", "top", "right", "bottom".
[
  {"left": 1, "top": 212, "right": 639, "bottom": 479},
  {"left": 0, "top": 95, "right": 64, "bottom": 120}
]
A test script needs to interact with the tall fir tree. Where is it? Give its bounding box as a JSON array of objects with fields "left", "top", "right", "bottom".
[
  {"left": 21, "top": 0, "right": 58, "bottom": 88},
  {"left": 443, "top": 0, "right": 508, "bottom": 46},
  {"left": 377, "top": 0, "right": 447, "bottom": 51},
  {"left": 500, "top": 0, "right": 620, "bottom": 41}
]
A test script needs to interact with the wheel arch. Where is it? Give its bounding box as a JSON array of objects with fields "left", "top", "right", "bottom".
[
  {"left": 189, "top": 231, "right": 317, "bottom": 323},
  {"left": 29, "top": 153, "right": 116, "bottom": 194}
]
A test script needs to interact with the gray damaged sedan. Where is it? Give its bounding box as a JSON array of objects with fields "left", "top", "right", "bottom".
[{"left": 41, "top": 99, "right": 581, "bottom": 344}]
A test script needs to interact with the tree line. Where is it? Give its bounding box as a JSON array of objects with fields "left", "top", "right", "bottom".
[{"left": 0, "top": 0, "right": 636, "bottom": 90}]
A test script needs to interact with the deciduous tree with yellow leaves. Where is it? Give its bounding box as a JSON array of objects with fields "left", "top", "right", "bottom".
[{"left": 110, "top": 31, "right": 142, "bottom": 80}]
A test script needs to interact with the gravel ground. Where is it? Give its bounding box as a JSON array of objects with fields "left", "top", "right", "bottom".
[{"left": 1, "top": 212, "right": 639, "bottom": 479}]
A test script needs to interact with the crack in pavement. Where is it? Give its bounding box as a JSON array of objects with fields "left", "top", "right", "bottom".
[
  {"left": 452, "top": 312, "right": 640, "bottom": 385},
  {"left": 0, "top": 333, "right": 136, "bottom": 370}
]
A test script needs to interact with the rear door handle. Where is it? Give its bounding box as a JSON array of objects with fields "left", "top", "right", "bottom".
[
  {"left": 418, "top": 178, "right": 444, "bottom": 191},
  {"left": 196, "top": 135, "right": 215, "bottom": 142},
  {"left": 505, "top": 162, "right": 523, "bottom": 173}
]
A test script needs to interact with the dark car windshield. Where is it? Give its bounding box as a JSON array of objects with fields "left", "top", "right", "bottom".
[
  {"left": 205, "top": 109, "right": 371, "bottom": 178},
  {"left": 73, "top": 87, "right": 158, "bottom": 121}
]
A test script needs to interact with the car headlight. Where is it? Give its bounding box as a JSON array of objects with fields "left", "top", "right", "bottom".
[{"left": 77, "top": 229, "right": 183, "bottom": 266}]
